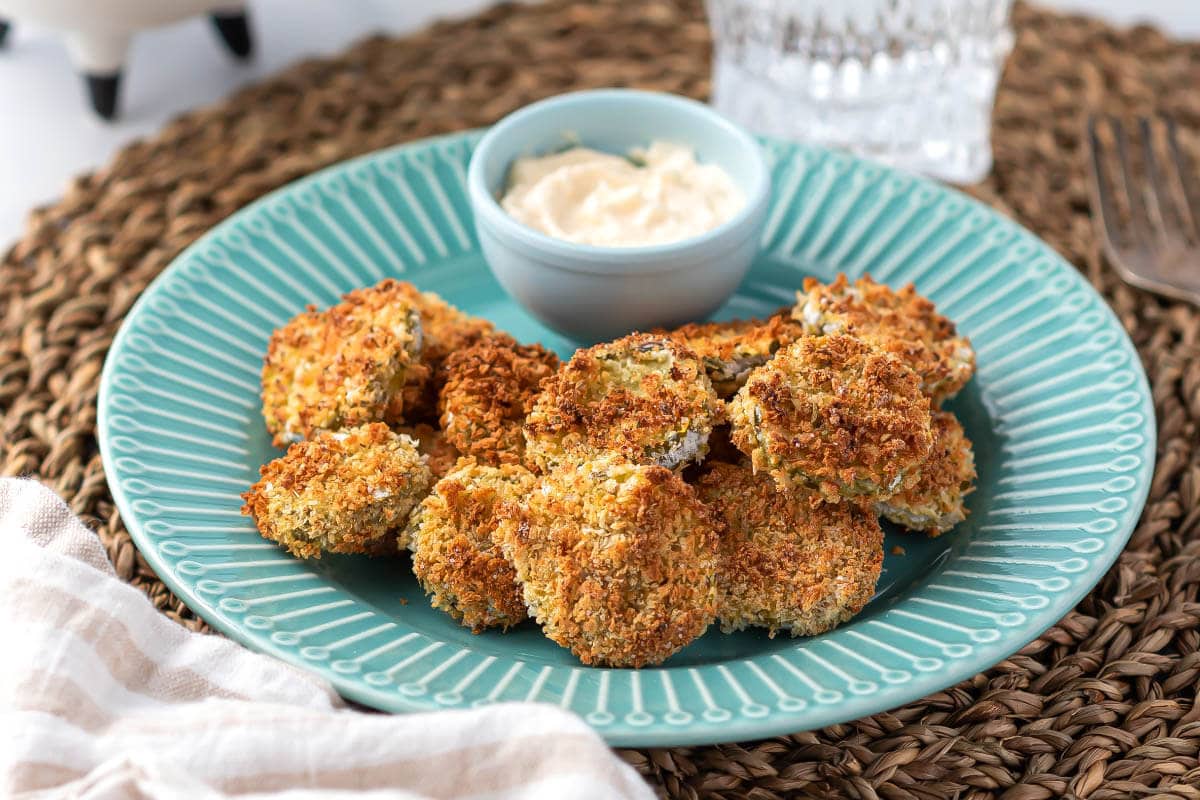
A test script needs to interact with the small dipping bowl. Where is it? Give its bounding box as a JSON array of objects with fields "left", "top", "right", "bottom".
[{"left": 467, "top": 89, "right": 770, "bottom": 342}]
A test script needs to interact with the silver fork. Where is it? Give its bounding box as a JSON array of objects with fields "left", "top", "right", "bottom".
[{"left": 1086, "top": 115, "right": 1200, "bottom": 305}]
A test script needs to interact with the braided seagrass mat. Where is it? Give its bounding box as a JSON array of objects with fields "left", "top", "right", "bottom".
[{"left": 3, "top": 1, "right": 1200, "bottom": 797}]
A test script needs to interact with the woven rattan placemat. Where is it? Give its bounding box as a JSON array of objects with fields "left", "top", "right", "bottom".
[{"left": 3, "top": 1, "right": 1199, "bottom": 797}]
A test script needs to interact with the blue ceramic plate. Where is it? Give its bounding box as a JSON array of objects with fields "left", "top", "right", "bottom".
[{"left": 98, "top": 131, "right": 1154, "bottom": 747}]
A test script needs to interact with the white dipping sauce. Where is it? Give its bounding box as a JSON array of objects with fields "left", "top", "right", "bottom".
[{"left": 500, "top": 141, "right": 744, "bottom": 247}]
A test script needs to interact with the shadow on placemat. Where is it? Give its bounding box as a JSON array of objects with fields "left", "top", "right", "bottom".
[{"left": 3, "top": 1, "right": 1200, "bottom": 797}]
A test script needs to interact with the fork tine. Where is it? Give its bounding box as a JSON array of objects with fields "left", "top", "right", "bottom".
[
  {"left": 1165, "top": 116, "right": 1200, "bottom": 242},
  {"left": 1138, "top": 117, "right": 1171, "bottom": 244},
  {"left": 1087, "top": 115, "right": 1127, "bottom": 248},
  {"left": 1110, "top": 117, "right": 1156, "bottom": 248}
]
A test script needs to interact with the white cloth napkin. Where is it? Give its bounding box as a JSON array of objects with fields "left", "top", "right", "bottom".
[{"left": 0, "top": 478, "right": 653, "bottom": 800}]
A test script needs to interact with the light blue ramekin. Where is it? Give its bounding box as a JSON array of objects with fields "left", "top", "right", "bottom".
[{"left": 467, "top": 89, "right": 770, "bottom": 342}]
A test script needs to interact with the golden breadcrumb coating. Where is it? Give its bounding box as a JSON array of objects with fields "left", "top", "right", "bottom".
[
  {"left": 384, "top": 283, "right": 497, "bottom": 424},
  {"left": 728, "top": 334, "right": 933, "bottom": 503},
  {"left": 497, "top": 454, "right": 720, "bottom": 667},
  {"left": 261, "top": 280, "right": 422, "bottom": 447},
  {"left": 406, "top": 459, "right": 537, "bottom": 632},
  {"left": 439, "top": 339, "right": 560, "bottom": 465},
  {"left": 878, "top": 410, "right": 976, "bottom": 535},
  {"left": 241, "top": 423, "right": 432, "bottom": 559},
  {"left": 394, "top": 423, "right": 460, "bottom": 480},
  {"left": 657, "top": 313, "right": 800, "bottom": 397},
  {"left": 523, "top": 333, "right": 722, "bottom": 472},
  {"left": 698, "top": 462, "right": 883, "bottom": 636},
  {"left": 793, "top": 274, "right": 975, "bottom": 401}
]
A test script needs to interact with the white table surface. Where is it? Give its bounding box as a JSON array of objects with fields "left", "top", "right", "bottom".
[{"left": 0, "top": 0, "right": 1195, "bottom": 249}]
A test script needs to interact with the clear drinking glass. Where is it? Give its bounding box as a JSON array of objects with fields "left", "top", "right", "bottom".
[{"left": 706, "top": 0, "right": 1014, "bottom": 183}]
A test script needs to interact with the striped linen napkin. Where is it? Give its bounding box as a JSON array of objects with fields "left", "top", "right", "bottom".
[{"left": 0, "top": 478, "right": 653, "bottom": 800}]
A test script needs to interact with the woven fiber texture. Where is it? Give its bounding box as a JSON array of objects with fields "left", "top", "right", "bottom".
[{"left": 3, "top": 2, "right": 1200, "bottom": 797}]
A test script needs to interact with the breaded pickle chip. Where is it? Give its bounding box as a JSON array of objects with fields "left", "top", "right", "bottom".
[
  {"left": 659, "top": 313, "right": 799, "bottom": 397},
  {"left": 728, "top": 334, "right": 932, "bottom": 503},
  {"left": 498, "top": 455, "right": 720, "bottom": 667},
  {"left": 698, "top": 462, "right": 883, "bottom": 636},
  {"left": 241, "top": 423, "right": 432, "bottom": 559},
  {"left": 384, "top": 283, "right": 497, "bottom": 423},
  {"left": 523, "top": 333, "right": 722, "bottom": 472},
  {"left": 793, "top": 274, "right": 975, "bottom": 401},
  {"left": 439, "top": 339, "right": 560, "bottom": 465},
  {"left": 878, "top": 410, "right": 976, "bottom": 535},
  {"left": 406, "top": 459, "right": 536, "bottom": 632},
  {"left": 261, "top": 280, "right": 422, "bottom": 447}
]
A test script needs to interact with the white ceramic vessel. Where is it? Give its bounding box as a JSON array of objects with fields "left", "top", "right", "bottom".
[{"left": 0, "top": 0, "right": 252, "bottom": 118}]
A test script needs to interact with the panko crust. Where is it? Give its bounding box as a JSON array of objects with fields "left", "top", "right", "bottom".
[
  {"left": 241, "top": 423, "right": 432, "bottom": 559},
  {"left": 793, "top": 274, "right": 975, "bottom": 402},
  {"left": 698, "top": 463, "right": 883, "bottom": 636},
  {"left": 261, "top": 280, "right": 422, "bottom": 447},
  {"left": 523, "top": 333, "right": 723, "bottom": 472},
  {"left": 658, "top": 313, "right": 800, "bottom": 397},
  {"left": 406, "top": 459, "right": 537, "bottom": 632},
  {"left": 383, "top": 282, "right": 498, "bottom": 424},
  {"left": 497, "top": 455, "right": 720, "bottom": 667},
  {"left": 394, "top": 423, "right": 460, "bottom": 480},
  {"left": 878, "top": 410, "right": 976, "bottom": 535},
  {"left": 439, "top": 339, "right": 560, "bottom": 465},
  {"left": 728, "top": 334, "right": 933, "bottom": 503}
]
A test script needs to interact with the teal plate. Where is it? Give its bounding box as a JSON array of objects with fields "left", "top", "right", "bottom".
[{"left": 98, "top": 131, "right": 1155, "bottom": 747}]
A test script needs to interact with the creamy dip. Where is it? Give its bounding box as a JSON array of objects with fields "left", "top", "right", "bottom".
[{"left": 500, "top": 141, "right": 744, "bottom": 247}]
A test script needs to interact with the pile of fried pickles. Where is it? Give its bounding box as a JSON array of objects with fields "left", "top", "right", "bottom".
[{"left": 242, "top": 274, "right": 976, "bottom": 667}]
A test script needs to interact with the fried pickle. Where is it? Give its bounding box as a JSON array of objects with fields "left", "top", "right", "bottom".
[
  {"left": 406, "top": 459, "right": 537, "bottom": 631},
  {"left": 261, "top": 280, "right": 422, "bottom": 447},
  {"left": 439, "top": 339, "right": 560, "bottom": 465},
  {"left": 877, "top": 410, "right": 976, "bottom": 535},
  {"left": 241, "top": 423, "right": 432, "bottom": 559},
  {"left": 523, "top": 333, "right": 722, "bottom": 472},
  {"left": 728, "top": 334, "right": 933, "bottom": 503},
  {"left": 698, "top": 462, "right": 883, "bottom": 636},
  {"left": 658, "top": 313, "right": 799, "bottom": 397},
  {"left": 793, "top": 274, "right": 974, "bottom": 402},
  {"left": 498, "top": 454, "right": 719, "bottom": 667}
]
